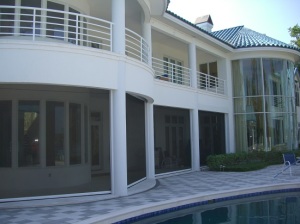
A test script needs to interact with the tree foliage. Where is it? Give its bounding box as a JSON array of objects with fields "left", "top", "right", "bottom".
[
  {"left": 289, "top": 24, "right": 300, "bottom": 48},
  {"left": 289, "top": 24, "right": 300, "bottom": 72}
]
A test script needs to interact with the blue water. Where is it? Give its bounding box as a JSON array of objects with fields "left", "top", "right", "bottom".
[{"left": 133, "top": 193, "right": 300, "bottom": 224}]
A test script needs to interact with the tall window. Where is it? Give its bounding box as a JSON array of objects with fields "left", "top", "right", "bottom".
[
  {"left": 20, "top": 0, "right": 41, "bottom": 35},
  {"left": 18, "top": 101, "right": 40, "bottom": 166},
  {"left": 46, "top": 101, "right": 64, "bottom": 166},
  {"left": 68, "top": 8, "right": 80, "bottom": 44},
  {"left": 199, "top": 61, "right": 218, "bottom": 87},
  {"left": 46, "top": 1, "right": 65, "bottom": 39},
  {"left": 0, "top": 101, "right": 12, "bottom": 167},
  {"left": 163, "top": 57, "right": 183, "bottom": 84},
  {"left": 0, "top": 0, "right": 15, "bottom": 36},
  {"left": 154, "top": 106, "right": 191, "bottom": 174},
  {"left": 69, "top": 103, "right": 81, "bottom": 165}
]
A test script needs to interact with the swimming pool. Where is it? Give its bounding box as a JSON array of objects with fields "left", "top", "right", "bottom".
[{"left": 118, "top": 189, "right": 300, "bottom": 224}]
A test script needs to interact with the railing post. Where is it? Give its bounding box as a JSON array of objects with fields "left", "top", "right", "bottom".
[
  {"left": 171, "top": 63, "right": 174, "bottom": 83},
  {"left": 75, "top": 14, "right": 79, "bottom": 45},
  {"left": 140, "top": 38, "right": 143, "bottom": 62},
  {"left": 206, "top": 75, "right": 209, "bottom": 90},
  {"left": 214, "top": 77, "right": 217, "bottom": 93},
  {"left": 110, "top": 23, "right": 113, "bottom": 51},
  {"left": 32, "top": 8, "right": 36, "bottom": 41}
]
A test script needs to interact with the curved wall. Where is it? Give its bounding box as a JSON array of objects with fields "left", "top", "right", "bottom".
[
  {"left": 232, "top": 57, "right": 297, "bottom": 152},
  {"left": 0, "top": 41, "right": 154, "bottom": 100}
]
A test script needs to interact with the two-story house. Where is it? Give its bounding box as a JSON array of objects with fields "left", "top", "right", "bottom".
[{"left": 0, "top": 0, "right": 299, "bottom": 201}]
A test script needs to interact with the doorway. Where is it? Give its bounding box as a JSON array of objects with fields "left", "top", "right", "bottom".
[{"left": 199, "top": 111, "right": 225, "bottom": 165}]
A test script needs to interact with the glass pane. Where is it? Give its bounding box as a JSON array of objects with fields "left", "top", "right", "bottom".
[
  {"left": 46, "top": 101, "right": 64, "bottom": 166},
  {"left": 68, "top": 7, "right": 80, "bottom": 44},
  {"left": 69, "top": 103, "right": 81, "bottom": 165},
  {"left": 46, "top": 1, "right": 65, "bottom": 40},
  {"left": 235, "top": 114, "right": 264, "bottom": 152},
  {"left": 20, "top": 0, "right": 41, "bottom": 35},
  {"left": 200, "top": 64, "right": 208, "bottom": 74},
  {"left": 154, "top": 106, "right": 191, "bottom": 174},
  {"left": 0, "top": 0, "right": 15, "bottom": 36},
  {"left": 91, "top": 125, "right": 100, "bottom": 166},
  {"left": 126, "top": 94, "right": 146, "bottom": 185},
  {"left": 0, "top": 101, "right": 12, "bottom": 167},
  {"left": 84, "top": 105, "right": 88, "bottom": 164},
  {"left": 232, "top": 59, "right": 262, "bottom": 97},
  {"left": 209, "top": 61, "right": 218, "bottom": 77},
  {"left": 234, "top": 96, "right": 264, "bottom": 113},
  {"left": 18, "top": 101, "right": 40, "bottom": 167},
  {"left": 263, "top": 59, "right": 284, "bottom": 96}
]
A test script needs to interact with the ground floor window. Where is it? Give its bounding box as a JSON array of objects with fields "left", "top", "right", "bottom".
[
  {"left": 154, "top": 106, "right": 191, "bottom": 174},
  {"left": 0, "top": 86, "right": 111, "bottom": 199},
  {"left": 69, "top": 103, "right": 82, "bottom": 165},
  {"left": 46, "top": 101, "right": 65, "bottom": 166},
  {"left": 0, "top": 101, "right": 12, "bottom": 167},
  {"left": 126, "top": 94, "right": 146, "bottom": 185},
  {"left": 199, "top": 111, "right": 225, "bottom": 165},
  {"left": 18, "top": 101, "right": 40, "bottom": 167}
]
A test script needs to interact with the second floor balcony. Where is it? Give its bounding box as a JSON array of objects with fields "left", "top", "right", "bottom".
[{"left": 0, "top": 4, "right": 227, "bottom": 96}]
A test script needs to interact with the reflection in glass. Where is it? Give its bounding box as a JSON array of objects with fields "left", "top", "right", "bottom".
[
  {"left": 232, "top": 58, "right": 297, "bottom": 152},
  {"left": 46, "top": 101, "right": 64, "bottom": 166},
  {"left": 18, "top": 101, "right": 40, "bottom": 166},
  {"left": 0, "top": 101, "right": 12, "bottom": 167},
  {"left": 153, "top": 194, "right": 300, "bottom": 224},
  {"left": 69, "top": 103, "right": 81, "bottom": 165}
]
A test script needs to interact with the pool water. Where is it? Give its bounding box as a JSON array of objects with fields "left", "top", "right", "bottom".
[{"left": 133, "top": 193, "right": 300, "bottom": 224}]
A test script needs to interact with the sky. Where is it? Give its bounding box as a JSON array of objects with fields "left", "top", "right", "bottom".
[{"left": 167, "top": 0, "right": 300, "bottom": 44}]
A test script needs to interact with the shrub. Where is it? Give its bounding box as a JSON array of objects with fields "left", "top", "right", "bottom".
[{"left": 206, "top": 149, "right": 300, "bottom": 171}]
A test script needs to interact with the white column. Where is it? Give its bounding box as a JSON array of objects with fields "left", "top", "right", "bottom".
[
  {"left": 145, "top": 102, "right": 155, "bottom": 179},
  {"left": 111, "top": 77, "right": 127, "bottom": 196},
  {"left": 111, "top": 0, "right": 127, "bottom": 196},
  {"left": 189, "top": 42, "right": 200, "bottom": 170},
  {"left": 189, "top": 41, "right": 197, "bottom": 89},
  {"left": 143, "top": 22, "right": 152, "bottom": 66},
  {"left": 225, "top": 58, "right": 235, "bottom": 153},
  {"left": 112, "top": 0, "right": 126, "bottom": 55}
]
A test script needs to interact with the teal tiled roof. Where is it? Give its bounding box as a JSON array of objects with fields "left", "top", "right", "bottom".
[
  {"left": 166, "top": 10, "right": 300, "bottom": 52},
  {"left": 212, "top": 26, "right": 299, "bottom": 51}
]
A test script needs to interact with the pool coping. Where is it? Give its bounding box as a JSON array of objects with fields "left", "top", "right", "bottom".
[{"left": 76, "top": 183, "right": 300, "bottom": 224}]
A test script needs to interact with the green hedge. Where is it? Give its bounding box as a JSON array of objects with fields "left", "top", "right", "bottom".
[{"left": 207, "top": 150, "right": 300, "bottom": 172}]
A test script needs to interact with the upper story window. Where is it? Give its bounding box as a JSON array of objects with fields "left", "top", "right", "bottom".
[
  {"left": 199, "top": 61, "right": 218, "bottom": 77},
  {"left": 20, "top": 0, "right": 42, "bottom": 35},
  {"left": 0, "top": 0, "right": 15, "bottom": 36},
  {"left": 163, "top": 56, "right": 183, "bottom": 84},
  {"left": 0, "top": 0, "right": 83, "bottom": 41},
  {"left": 200, "top": 61, "right": 218, "bottom": 88}
]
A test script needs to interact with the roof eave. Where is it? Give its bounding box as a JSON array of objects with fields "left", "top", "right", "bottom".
[{"left": 163, "top": 11, "right": 234, "bottom": 51}]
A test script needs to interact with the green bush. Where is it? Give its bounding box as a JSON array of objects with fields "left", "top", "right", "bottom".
[{"left": 206, "top": 149, "right": 300, "bottom": 172}]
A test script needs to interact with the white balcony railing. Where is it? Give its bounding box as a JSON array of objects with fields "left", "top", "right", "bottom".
[
  {"left": 0, "top": 6, "right": 149, "bottom": 63},
  {"left": 0, "top": 6, "right": 113, "bottom": 50},
  {"left": 197, "top": 71, "right": 225, "bottom": 95},
  {"left": 126, "top": 28, "right": 149, "bottom": 64},
  {"left": 152, "top": 57, "right": 191, "bottom": 87}
]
